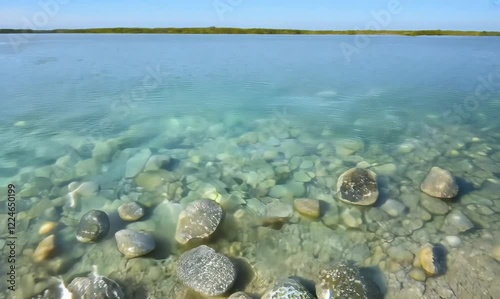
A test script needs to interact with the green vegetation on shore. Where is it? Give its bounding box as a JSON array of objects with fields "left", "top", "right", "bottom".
[{"left": 1, "top": 27, "right": 500, "bottom": 36}]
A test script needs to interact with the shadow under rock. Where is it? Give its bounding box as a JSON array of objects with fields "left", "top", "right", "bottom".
[
  {"left": 106, "top": 211, "right": 128, "bottom": 238},
  {"left": 289, "top": 276, "right": 317, "bottom": 297},
  {"left": 166, "top": 158, "right": 181, "bottom": 171},
  {"left": 148, "top": 233, "right": 171, "bottom": 260},
  {"left": 227, "top": 257, "right": 255, "bottom": 295},
  {"left": 455, "top": 176, "right": 475, "bottom": 198},
  {"left": 359, "top": 266, "right": 387, "bottom": 299}
]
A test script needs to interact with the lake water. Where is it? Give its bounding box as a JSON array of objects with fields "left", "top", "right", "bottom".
[{"left": 0, "top": 34, "right": 500, "bottom": 299}]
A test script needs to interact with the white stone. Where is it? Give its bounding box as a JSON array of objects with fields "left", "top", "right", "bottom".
[{"left": 444, "top": 236, "right": 461, "bottom": 248}]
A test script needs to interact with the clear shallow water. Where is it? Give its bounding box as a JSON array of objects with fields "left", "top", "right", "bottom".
[{"left": 0, "top": 34, "right": 500, "bottom": 298}]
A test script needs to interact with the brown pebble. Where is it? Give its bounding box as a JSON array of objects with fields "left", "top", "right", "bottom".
[
  {"left": 293, "top": 198, "right": 320, "bottom": 218},
  {"left": 39, "top": 221, "right": 57, "bottom": 235},
  {"left": 33, "top": 234, "right": 56, "bottom": 262},
  {"left": 416, "top": 243, "right": 445, "bottom": 276}
]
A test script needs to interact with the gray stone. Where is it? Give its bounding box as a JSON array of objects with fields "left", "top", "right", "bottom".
[
  {"left": 125, "top": 148, "right": 152, "bottom": 178},
  {"left": 175, "top": 199, "right": 223, "bottom": 244},
  {"left": 263, "top": 278, "right": 314, "bottom": 299},
  {"left": 293, "top": 170, "right": 314, "bottom": 183},
  {"left": 420, "top": 196, "right": 449, "bottom": 215},
  {"left": 117, "top": 202, "right": 144, "bottom": 221},
  {"left": 336, "top": 168, "right": 378, "bottom": 206},
  {"left": 176, "top": 245, "right": 236, "bottom": 297},
  {"left": 115, "top": 229, "right": 155, "bottom": 258},
  {"left": 420, "top": 167, "right": 459, "bottom": 199},
  {"left": 445, "top": 209, "right": 474, "bottom": 233},
  {"left": 380, "top": 199, "right": 407, "bottom": 217},
  {"left": 76, "top": 210, "right": 110, "bottom": 243}
]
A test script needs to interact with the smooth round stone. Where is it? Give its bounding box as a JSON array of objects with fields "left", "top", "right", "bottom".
[
  {"left": 445, "top": 209, "right": 474, "bottom": 233},
  {"left": 387, "top": 246, "right": 414, "bottom": 264},
  {"left": 341, "top": 207, "right": 363, "bottom": 228},
  {"left": 316, "top": 262, "right": 381, "bottom": 299},
  {"left": 229, "top": 292, "right": 252, "bottom": 299},
  {"left": 420, "top": 196, "right": 450, "bottom": 215},
  {"left": 76, "top": 210, "right": 110, "bottom": 243},
  {"left": 420, "top": 167, "right": 459, "bottom": 199},
  {"left": 263, "top": 278, "right": 314, "bottom": 299},
  {"left": 380, "top": 199, "right": 407, "bottom": 217},
  {"left": 39, "top": 221, "right": 57, "bottom": 235},
  {"left": 415, "top": 244, "right": 446, "bottom": 276},
  {"left": 118, "top": 202, "right": 144, "bottom": 221},
  {"left": 444, "top": 236, "right": 461, "bottom": 248},
  {"left": 175, "top": 199, "right": 223, "bottom": 245},
  {"left": 294, "top": 171, "right": 313, "bottom": 183},
  {"left": 293, "top": 198, "right": 320, "bottom": 219},
  {"left": 409, "top": 268, "right": 426, "bottom": 282},
  {"left": 115, "top": 229, "right": 155, "bottom": 258},
  {"left": 33, "top": 234, "right": 56, "bottom": 263},
  {"left": 176, "top": 245, "right": 236, "bottom": 297},
  {"left": 336, "top": 168, "right": 378, "bottom": 206}
]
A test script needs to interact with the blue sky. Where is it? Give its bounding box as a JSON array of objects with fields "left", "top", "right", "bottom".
[{"left": 0, "top": 0, "right": 499, "bottom": 30}]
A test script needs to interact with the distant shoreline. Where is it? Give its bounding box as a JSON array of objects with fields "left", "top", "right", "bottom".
[{"left": 1, "top": 27, "right": 500, "bottom": 36}]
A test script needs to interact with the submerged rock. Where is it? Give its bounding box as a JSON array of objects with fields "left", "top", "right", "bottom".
[
  {"left": 115, "top": 229, "right": 155, "bottom": 258},
  {"left": 175, "top": 199, "right": 223, "bottom": 245},
  {"left": 336, "top": 168, "right": 378, "bottom": 206},
  {"left": 176, "top": 245, "right": 236, "bottom": 297},
  {"left": 315, "top": 262, "right": 381, "bottom": 299},
  {"left": 293, "top": 198, "right": 321, "bottom": 219},
  {"left": 414, "top": 243, "right": 446, "bottom": 276},
  {"left": 117, "top": 202, "right": 144, "bottom": 221},
  {"left": 125, "top": 148, "right": 151, "bottom": 178},
  {"left": 444, "top": 209, "right": 474, "bottom": 233},
  {"left": 420, "top": 167, "right": 459, "bottom": 199},
  {"left": 68, "top": 270, "right": 124, "bottom": 299},
  {"left": 76, "top": 210, "right": 110, "bottom": 243},
  {"left": 263, "top": 278, "right": 314, "bottom": 299},
  {"left": 33, "top": 234, "right": 56, "bottom": 263}
]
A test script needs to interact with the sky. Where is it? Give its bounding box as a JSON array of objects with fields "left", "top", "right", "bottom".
[{"left": 0, "top": 0, "right": 499, "bottom": 31}]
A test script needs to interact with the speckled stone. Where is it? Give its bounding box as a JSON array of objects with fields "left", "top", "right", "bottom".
[
  {"left": 175, "top": 199, "right": 223, "bottom": 244},
  {"left": 176, "top": 245, "right": 236, "bottom": 297},
  {"left": 117, "top": 202, "right": 144, "bottom": 221},
  {"left": 76, "top": 210, "right": 110, "bottom": 243},
  {"left": 115, "top": 229, "right": 155, "bottom": 258},
  {"left": 420, "top": 167, "right": 459, "bottom": 199},
  {"left": 315, "top": 262, "right": 381, "bottom": 299},
  {"left": 263, "top": 278, "right": 314, "bottom": 299},
  {"left": 336, "top": 168, "right": 378, "bottom": 206}
]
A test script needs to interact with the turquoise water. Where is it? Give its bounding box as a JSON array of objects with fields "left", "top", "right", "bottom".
[{"left": 1, "top": 34, "right": 500, "bottom": 298}]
